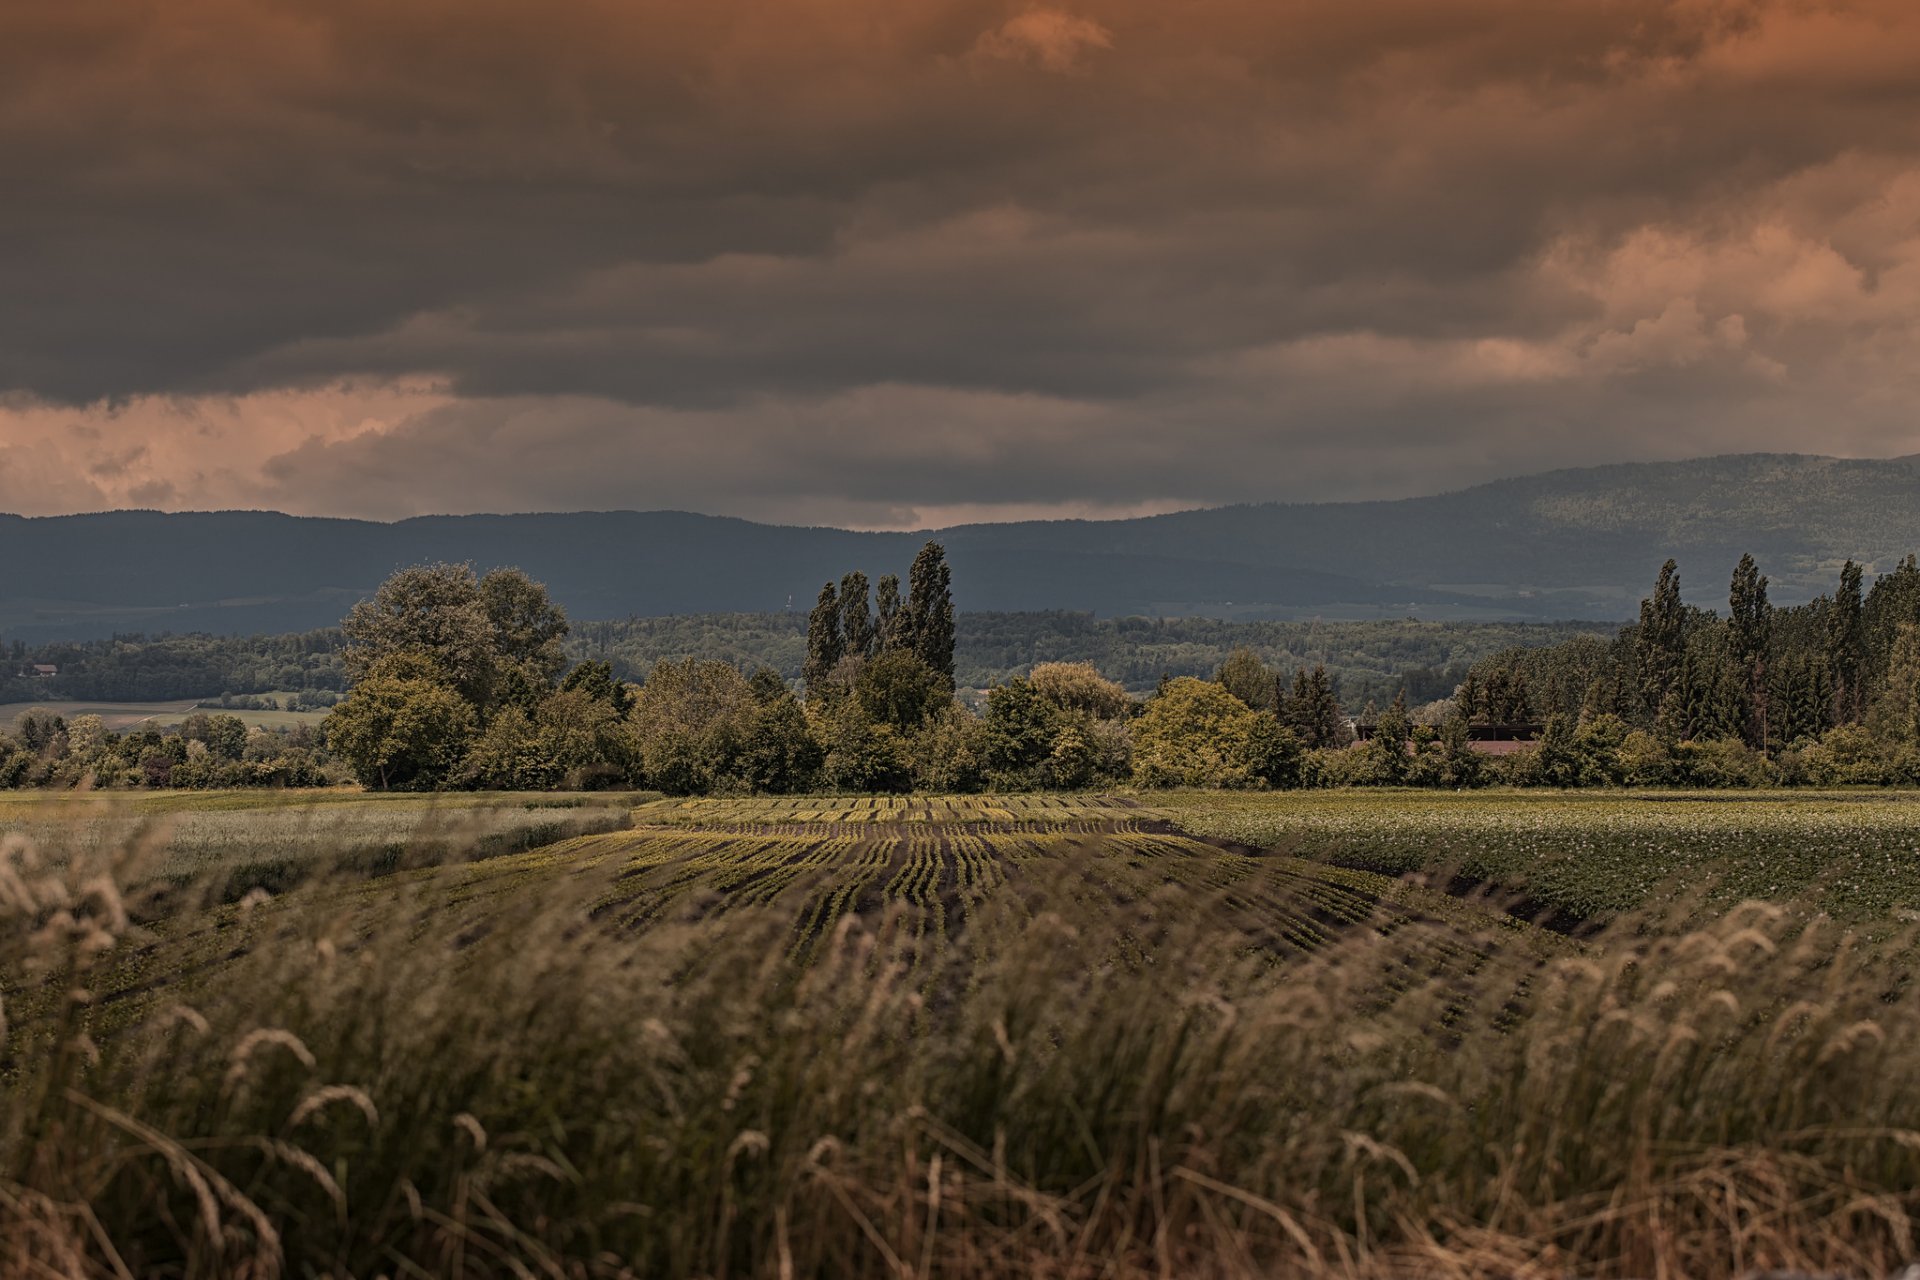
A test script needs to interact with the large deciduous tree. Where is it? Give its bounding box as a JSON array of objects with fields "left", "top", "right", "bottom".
[
  {"left": 1132, "top": 678, "right": 1257, "bottom": 788},
  {"left": 341, "top": 562, "right": 567, "bottom": 713},
  {"left": 342, "top": 563, "right": 497, "bottom": 705},
  {"left": 324, "top": 673, "right": 475, "bottom": 791}
]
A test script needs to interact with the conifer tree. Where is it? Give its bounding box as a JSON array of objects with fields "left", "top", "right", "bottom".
[
  {"left": 1438, "top": 705, "right": 1484, "bottom": 788},
  {"left": 803, "top": 582, "right": 843, "bottom": 700},
  {"left": 1455, "top": 670, "right": 1482, "bottom": 722},
  {"left": 1372, "top": 689, "right": 1410, "bottom": 783},
  {"left": 1302, "top": 664, "right": 1343, "bottom": 748}
]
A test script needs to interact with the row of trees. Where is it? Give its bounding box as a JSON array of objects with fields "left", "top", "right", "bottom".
[
  {"left": 309, "top": 549, "right": 1369, "bottom": 794},
  {"left": 22, "top": 550, "right": 1920, "bottom": 794},
  {"left": 0, "top": 631, "right": 346, "bottom": 704},
  {"left": 1450, "top": 554, "right": 1920, "bottom": 785},
  {"left": 0, "top": 710, "right": 333, "bottom": 790},
  {"left": 570, "top": 612, "right": 1598, "bottom": 703}
]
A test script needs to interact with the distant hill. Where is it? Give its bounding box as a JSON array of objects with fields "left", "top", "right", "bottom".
[{"left": 5, "top": 453, "right": 1919, "bottom": 639}]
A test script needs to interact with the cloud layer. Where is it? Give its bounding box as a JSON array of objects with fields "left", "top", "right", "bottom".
[{"left": 3, "top": 0, "right": 1919, "bottom": 525}]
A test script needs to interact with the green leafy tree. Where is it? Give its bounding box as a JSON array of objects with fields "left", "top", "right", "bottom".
[
  {"left": 874, "top": 574, "right": 905, "bottom": 651},
  {"left": 1368, "top": 689, "right": 1411, "bottom": 783},
  {"left": 1727, "top": 553, "right": 1772, "bottom": 749},
  {"left": 803, "top": 582, "right": 844, "bottom": 701},
  {"left": 343, "top": 563, "right": 498, "bottom": 706},
  {"left": 747, "top": 667, "right": 790, "bottom": 704},
  {"left": 560, "top": 659, "right": 634, "bottom": 715},
  {"left": 740, "top": 694, "right": 824, "bottom": 793},
  {"left": 324, "top": 675, "right": 475, "bottom": 791},
  {"left": 479, "top": 567, "right": 571, "bottom": 688},
  {"left": 1534, "top": 713, "right": 1579, "bottom": 787},
  {"left": 1285, "top": 664, "right": 1345, "bottom": 749},
  {"left": 819, "top": 702, "right": 914, "bottom": 793},
  {"left": 1132, "top": 677, "right": 1255, "bottom": 789},
  {"left": 1874, "top": 622, "right": 1920, "bottom": 743},
  {"left": 629, "top": 659, "right": 759, "bottom": 795},
  {"left": 854, "top": 648, "right": 948, "bottom": 734},
  {"left": 1215, "top": 648, "right": 1276, "bottom": 711},
  {"left": 910, "top": 704, "right": 988, "bottom": 793},
  {"left": 1571, "top": 713, "right": 1632, "bottom": 786},
  {"left": 462, "top": 706, "right": 553, "bottom": 790},
  {"left": 1827, "top": 559, "right": 1865, "bottom": 725},
  {"left": 904, "top": 541, "right": 956, "bottom": 693},
  {"left": 982, "top": 678, "right": 1062, "bottom": 787},
  {"left": 1028, "top": 662, "right": 1130, "bottom": 720},
  {"left": 1637, "top": 559, "right": 1685, "bottom": 724},
  {"left": 1437, "top": 706, "right": 1485, "bottom": 788},
  {"left": 1242, "top": 713, "right": 1304, "bottom": 788},
  {"left": 181, "top": 712, "right": 250, "bottom": 762},
  {"left": 839, "top": 571, "right": 875, "bottom": 661}
]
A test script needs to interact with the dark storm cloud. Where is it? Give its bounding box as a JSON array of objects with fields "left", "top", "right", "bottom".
[{"left": 2, "top": 0, "right": 1919, "bottom": 523}]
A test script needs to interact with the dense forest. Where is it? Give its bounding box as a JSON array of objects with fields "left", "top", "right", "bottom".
[
  {"left": 3, "top": 614, "right": 1598, "bottom": 711},
  {"left": 0, "top": 632, "right": 347, "bottom": 704}
]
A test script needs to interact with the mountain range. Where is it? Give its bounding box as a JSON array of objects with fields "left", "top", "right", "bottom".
[{"left": 5, "top": 453, "right": 1919, "bottom": 640}]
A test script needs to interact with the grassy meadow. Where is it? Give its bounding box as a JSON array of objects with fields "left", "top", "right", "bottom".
[{"left": 6, "top": 789, "right": 1920, "bottom": 1277}]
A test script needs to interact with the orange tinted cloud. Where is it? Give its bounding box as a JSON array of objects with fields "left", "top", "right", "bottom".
[{"left": 1, "top": 0, "right": 1918, "bottom": 520}]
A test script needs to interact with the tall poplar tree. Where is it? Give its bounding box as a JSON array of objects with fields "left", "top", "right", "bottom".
[
  {"left": 1728, "top": 553, "right": 1772, "bottom": 749},
  {"left": 839, "top": 571, "right": 875, "bottom": 661},
  {"left": 905, "top": 541, "right": 956, "bottom": 692},
  {"left": 874, "top": 574, "right": 903, "bottom": 652},
  {"left": 1827, "top": 559, "right": 1865, "bottom": 725},
  {"left": 803, "top": 582, "right": 843, "bottom": 699},
  {"left": 1637, "top": 559, "right": 1685, "bottom": 726}
]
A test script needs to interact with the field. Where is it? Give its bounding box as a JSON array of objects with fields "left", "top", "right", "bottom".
[
  {"left": 0, "top": 789, "right": 643, "bottom": 902},
  {"left": 0, "top": 697, "right": 331, "bottom": 732},
  {"left": 1161, "top": 789, "right": 1920, "bottom": 924},
  {"left": 6, "top": 790, "right": 1920, "bottom": 1277}
]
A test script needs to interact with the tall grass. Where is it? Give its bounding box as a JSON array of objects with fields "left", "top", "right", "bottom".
[{"left": 3, "top": 822, "right": 1919, "bottom": 1277}]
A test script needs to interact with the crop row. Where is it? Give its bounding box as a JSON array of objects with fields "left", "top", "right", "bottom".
[{"left": 1159, "top": 789, "right": 1920, "bottom": 924}]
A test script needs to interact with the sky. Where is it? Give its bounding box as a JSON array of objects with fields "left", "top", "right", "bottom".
[{"left": 3, "top": 0, "right": 1918, "bottom": 529}]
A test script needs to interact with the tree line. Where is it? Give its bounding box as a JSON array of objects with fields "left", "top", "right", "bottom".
[
  {"left": 17, "top": 549, "right": 1920, "bottom": 793},
  {"left": 305, "top": 546, "right": 1379, "bottom": 794},
  {"left": 1448, "top": 554, "right": 1920, "bottom": 786},
  {"left": 0, "top": 632, "right": 346, "bottom": 704}
]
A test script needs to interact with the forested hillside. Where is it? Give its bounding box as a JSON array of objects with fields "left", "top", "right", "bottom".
[{"left": 8, "top": 454, "right": 1920, "bottom": 636}]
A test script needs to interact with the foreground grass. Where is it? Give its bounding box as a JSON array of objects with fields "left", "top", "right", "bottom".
[
  {"left": 4, "top": 794, "right": 1920, "bottom": 1276},
  {"left": 1159, "top": 788, "right": 1920, "bottom": 925}
]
